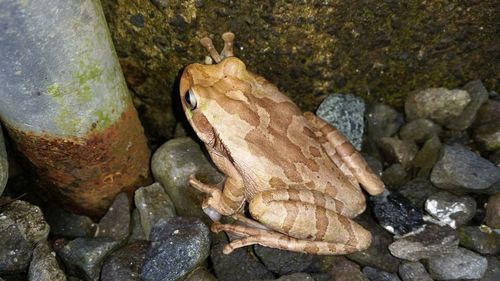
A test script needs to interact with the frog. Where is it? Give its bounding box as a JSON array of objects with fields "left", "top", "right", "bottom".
[{"left": 179, "top": 32, "right": 385, "bottom": 255}]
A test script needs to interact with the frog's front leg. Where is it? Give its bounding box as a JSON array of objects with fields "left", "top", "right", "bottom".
[
  {"left": 213, "top": 189, "right": 372, "bottom": 255},
  {"left": 303, "top": 112, "right": 385, "bottom": 196}
]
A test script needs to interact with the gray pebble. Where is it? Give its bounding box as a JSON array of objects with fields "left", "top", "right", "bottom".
[
  {"left": 254, "top": 245, "right": 313, "bottom": 276},
  {"left": 424, "top": 191, "right": 476, "bottom": 229},
  {"left": 2, "top": 200, "right": 49, "bottom": 246},
  {"left": 398, "top": 261, "right": 432, "bottom": 281},
  {"left": 0, "top": 127, "right": 7, "bottom": 196},
  {"left": 458, "top": 226, "right": 500, "bottom": 254},
  {"left": 448, "top": 80, "right": 489, "bottom": 130},
  {"left": 377, "top": 137, "right": 418, "bottom": 168},
  {"left": 101, "top": 241, "right": 149, "bottom": 281},
  {"left": 28, "top": 240, "right": 66, "bottom": 281},
  {"left": 44, "top": 205, "right": 95, "bottom": 239},
  {"left": 0, "top": 217, "right": 33, "bottom": 274},
  {"left": 365, "top": 103, "right": 403, "bottom": 140},
  {"left": 426, "top": 247, "right": 488, "bottom": 280},
  {"left": 399, "top": 118, "right": 442, "bottom": 144},
  {"left": 362, "top": 266, "right": 401, "bottom": 281},
  {"left": 95, "top": 193, "right": 130, "bottom": 242}
]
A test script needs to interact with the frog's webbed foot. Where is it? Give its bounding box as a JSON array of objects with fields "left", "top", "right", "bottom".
[{"left": 200, "top": 32, "right": 235, "bottom": 64}]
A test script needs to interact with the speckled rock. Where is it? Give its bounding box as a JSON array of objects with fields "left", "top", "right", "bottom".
[
  {"left": 140, "top": 217, "right": 210, "bottom": 281},
  {"left": 430, "top": 144, "right": 500, "bottom": 193},
  {"left": 377, "top": 137, "right": 418, "bottom": 168},
  {"left": 316, "top": 94, "right": 365, "bottom": 150},
  {"left": 183, "top": 267, "right": 217, "bottom": 281},
  {"left": 447, "top": 80, "right": 489, "bottom": 130},
  {"left": 388, "top": 224, "right": 459, "bottom": 261},
  {"left": 2, "top": 200, "right": 49, "bottom": 246},
  {"left": 44, "top": 206, "right": 95, "bottom": 239},
  {"left": 150, "top": 137, "right": 223, "bottom": 221},
  {"left": 95, "top": 193, "right": 130, "bottom": 242},
  {"left": 398, "top": 178, "right": 440, "bottom": 210},
  {"left": 458, "top": 226, "right": 500, "bottom": 254},
  {"left": 474, "top": 120, "right": 500, "bottom": 151},
  {"left": 398, "top": 261, "right": 432, "bottom": 281},
  {"left": 365, "top": 103, "right": 403, "bottom": 140},
  {"left": 410, "top": 136, "right": 441, "bottom": 178},
  {"left": 424, "top": 191, "right": 476, "bottom": 228},
  {"left": 254, "top": 245, "right": 313, "bottom": 275},
  {"left": 28, "top": 240, "right": 66, "bottom": 281},
  {"left": 56, "top": 237, "right": 121, "bottom": 281},
  {"left": 0, "top": 217, "right": 32, "bottom": 274},
  {"left": 362, "top": 267, "right": 401, "bottom": 281},
  {"left": 481, "top": 256, "right": 500, "bottom": 281},
  {"left": 101, "top": 241, "right": 149, "bottom": 281},
  {"left": 485, "top": 193, "right": 500, "bottom": 228},
  {"left": 426, "top": 247, "right": 488, "bottom": 280},
  {"left": 382, "top": 164, "right": 408, "bottom": 188},
  {"left": 399, "top": 119, "right": 442, "bottom": 144},
  {"left": 404, "top": 88, "right": 471, "bottom": 125},
  {"left": 0, "top": 128, "right": 7, "bottom": 195},
  {"left": 211, "top": 241, "right": 273, "bottom": 281},
  {"left": 134, "top": 182, "right": 176, "bottom": 239}
]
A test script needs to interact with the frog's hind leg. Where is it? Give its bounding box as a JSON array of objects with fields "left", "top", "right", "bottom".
[{"left": 303, "top": 112, "right": 384, "bottom": 196}]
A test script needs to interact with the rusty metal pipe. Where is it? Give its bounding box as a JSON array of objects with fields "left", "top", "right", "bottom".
[{"left": 0, "top": 0, "right": 151, "bottom": 218}]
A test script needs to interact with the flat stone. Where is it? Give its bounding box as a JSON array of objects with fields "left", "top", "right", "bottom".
[
  {"left": 0, "top": 128, "right": 7, "bottom": 195},
  {"left": 150, "top": 137, "right": 224, "bottom": 221},
  {"left": 388, "top": 224, "right": 459, "bottom": 261},
  {"left": 28, "top": 240, "right": 66, "bottom": 281},
  {"left": 430, "top": 144, "right": 500, "bottom": 193},
  {"left": 404, "top": 88, "right": 471, "bottom": 126},
  {"left": 485, "top": 193, "right": 500, "bottom": 228},
  {"left": 134, "top": 182, "right": 176, "bottom": 239},
  {"left": 254, "top": 245, "right": 313, "bottom": 275},
  {"left": 362, "top": 267, "right": 401, "bottom": 281},
  {"left": 0, "top": 217, "right": 32, "bottom": 274},
  {"left": 426, "top": 247, "right": 488, "bottom": 280},
  {"left": 474, "top": 120, "right": 500, "bottom": 151},
  {"left": 398, "top": 261, "right": 432, "bottom": 281},
  {"left": 398, "top": 178, "right": 440, "bottom": 210},
  {"left": 424, "top": 191, "right": 476, "bottom": 228},
  {"left": 448, "top": 80, "right": 489, "bottom": 130},
  {"left": 56, "top": 237, "right": 121, "bottom": 281},
  {"left": 95, "top": 193, "right": 130, "bottom": 242},
  {"left": 2, "top": 200, "right": 49, "bottom": 246},
  {"left": 44, "top": 205, "right": 95, "bottom": 239},
  {"left": 101, "top": 241, "right": 149, "bottom": 281},
  {"left": 365, "top": 103, "right": 403, "bottom": 140},
  {"left": 399, "top": 119, "right": 442, "bottom": 144},
  {"left": 377, "top": 137, "right": 418, "bottom": 168},
  {"left": 316, "top": 94, "right": 365, "bottom": 150},
  {"left": 140, "top": 217, "right": 210, "bottom": 281},
  {"left": 458, "top": 226, "right": 500, "bottom": 254}
]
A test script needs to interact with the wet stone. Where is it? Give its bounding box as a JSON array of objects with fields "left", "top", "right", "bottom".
[
  {"left": 388, "top": 224, "right": 459, "bottom": 261},
  {"left": 128, "top": 208, "right": 146, "bottom": 243},
  {"left": 2, "top": 200, "right": 49, "bottom": 246},
  {"left": 474, "top": 120, "right": 500, "bottom": 152},
  {"left": 481, "top": 256, "right": 500, "bottom": 281},
  {"left": 399, "top": 119, "right": 442, "bottom": 144},
  {"left": 362, "top": 267, "right": 401, "bottom": 281},
  {"left": 365, "top": 103, "right": 404, "bottom": 140},
  {"left": 485, "top": 193, "right": 500, "bottom": 229},
  {"left": 28, "top": 240, "right": 66, "bottom": 281},
  {"left": 398, "top": 178, "right": 440, "bottom": 210},
  {"left": 44, "top": 205, "right": 95, "bottom": 239},
  {"left": 140, "top": 217, "right": 210, "bottom": 281},
  {"left": 410, "top": 136, "right": 441, "bottom": 178},
  {"left": 316, "top": 93, "right": 365, "bottom": 150},
  {"left": 95, "top": 193, "right": 130, "bottom": 242},
  {"left": 134, "top": 182, "right": 176, "bottom": 239},
  {"left": 474, "top": 99, "right": 500, "bottom": 127},
  {"left": 182, "top": 267, "right": 217, "bottom": 281},
  {"left": 458, "top": 226, "right": 500, "bottom": 254},
  {"left": 430, "top": 144, "right": 500, "bottom": 193},
  {"left": 0, "top": 217, "right": 32, "bottom": 274},
  {"left": 424, "top": 191, "right": 476, "bottom": 228},
  {"left": 377, "top": 137, "right": 418, "bottom": 168},
  {"left": 328, "top": 256, "right": 368, "bottom": 281},
  {"left": 0, "top": 127, "right": 7, "bottom": 195},
  {"left": 382, "top": 164, "right": 408, "bottom": 188},
  {"left": 254, "top": 245, "right": 313, "bottom": 275},
  {"left": 211, "top": 242, "right": 273, "bottom": 281},
  {"left": 398, "top": 261, "right": 432, "bottom": 281},
  {"left": 404, "top": 87, "right": 471, "bottom": 126},
  {"left": 447, "top": 80, "right": 489, "bottom": 130},
  {"left": 56, "top": 237, "right": 120, "bottom": 281},
  {"left": 101, "top": 241, "right": 149, "bottom": 281},
  {"left": 426, "top": 247, "right": 488, "bottom": 280},
  {"left": 150, "top": 137, "right": 223, "bottom": 221}
]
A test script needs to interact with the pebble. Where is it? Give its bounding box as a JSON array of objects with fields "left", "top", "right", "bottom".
[
  {"left": 0, "top": 217, "right": 33, "bottom": 274},
  {"left": 0, "top": 128, "right": 7, "bottom": 195},
  {"left": 410, "top": 136, "right": 441, "bottom": 177},
  {"left": 327, "top": 256, "right": 368, "bottom": 281},
  {"left": 404, "top": 87, "right": 471, "bottom": 126},
  {"left": 381, "top": 164, "right": 408, "bottom": 188},
  {"left": 134, "top": 182, "right": 176, "bottom": 238},
  {"left": 474, "top": 120, "right": 500, "bottom": 151},
  {"left": 2, "top": 200, "right": 49, "bottom": 246},
  {"left": 365, "top": 103, "right": 404, "bottom": 140},
  {"left": 398, "top": 261, "right": 432, "bottom": 281},
  {"left": 182, "top": 267, "right": 217, "bottom": 281},
  {"left": 254, "top": 245, "right": 313, "bottom": 275},
  {"left": 448, "top": 80, "right": 489, "bottom": 130},
  {"left": 150, "top": 137, "right": 223, "bottom": 221},
  {"left": 399, "top": 118, "right": 442, "bottom": 144},
  {"left": 485, "top": 193, "right": 500, "bottom": 228},
  {"left": 481, "top": 256, "right": 500, "bottom": 281},
  {"left": 426, "top": 247, "right": 488, "bottom": 280},
  {"left": 28, "top": 240, "right": 66, "bottom": 281},
  {"left": 474, "top": 99, "right": 500, "bottom": 126},
  {"left": 424, "top": 191, "right": 476, "bottom": 228},
  {"left": 398, "top": 178, "right": 440, "bottom": 210},
  {"left": 362, "top": 266, "right": 401, "bottom": 281},
  {"left": 140, "top": 217, "right": 210, "bottom": 281},
  {"left": 458, "top": 225, "right": 500, "bottom": 254},
  {"left": 377, "top": 137, "right": 418, "bottom": 168},
  {"left": 316, "top": 94, "right": 365, "bottom": 150},
  {"left": 430, "top": 144, "right": 500, "bottom": 193},
  {"left": 128, "top": 208, "right": 146, "bottom": 242},
  {"left": 95, "top": 193, "right": 130, "bottom": 242},
  {"left": 44, "top": 205, "right": 95, "bottom": 239},
  {"left": 101, "top": 241, "right": 149, "bottom": 281},
  {"left": 388, "top": 224, "right": 459, "bottom": 261},
  {"left": 56, "top": 237, "right": 121, "bottom": 281}
]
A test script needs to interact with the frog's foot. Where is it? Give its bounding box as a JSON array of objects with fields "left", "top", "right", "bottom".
[{"left": 200, "top": 32, "right": 235, "bottom": 64}]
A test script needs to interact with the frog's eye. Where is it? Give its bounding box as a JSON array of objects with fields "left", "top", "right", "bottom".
[{"left": 185, "top": 89, "right": 197, "bottom": 110}]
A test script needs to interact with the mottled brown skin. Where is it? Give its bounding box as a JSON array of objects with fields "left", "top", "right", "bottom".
[{"left": 180, "top": 33, "right": 384, "bottom": 255}]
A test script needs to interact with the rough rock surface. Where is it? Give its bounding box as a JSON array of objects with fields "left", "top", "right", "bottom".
[
  {"left": 28, "top": 241, "right": 66, "bottom": 281},
  {"left": 0, "top": 128, "right": 7, "bottom": 195},
  {"left": 426, "top": 247, "right": 488, "bottom": 280}
]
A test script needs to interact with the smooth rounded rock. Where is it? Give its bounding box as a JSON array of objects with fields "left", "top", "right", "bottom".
[
  {"left": 398, "top": 261, "right": 432, "bottom": 281},
  {"left": 101, "top": 241, "right": 149, "bottom": 281},
  {"left": 424, "top": 191, "right": 476, "bottom": 229},
  {"left": 474, "top": 99, "right": 500, "bottom": 127},
  {"left": 328, "top": 256, "right": 368, "bottom": 281},
  {"left": 426, "top": 247, "right": 488, "bottom": 280},
  {"left": 447, "top": 80, "right": 489, "bottom": 130},
  {"left": 183, "top": 267, "right": 217, "bottom": 281},
  {"left": 254, "top": 245, "right": 313, "bottom": 275},
  {"left": 95, "top": 192, "right": 130, "bottom": 242},
  {"left": 382, "top": 164, "right": 408, "bottom": 188},
  {"left": 474, "top": 120, "right": 500, "bottom": 151},
  {"left": 365, "top": 103, "right": 403, "bottom": 140},
  {"left": 362, "top": 266, "right": 401, "bottom": 281},
  {"left": 377, "top": 137, "right": 418, "bottom": 168},
  {"left": 410, "top": 136, "right": 441, "bottom": 178},
  {"left": 398, "top": 178, "right": 440, "bottom": 210},
  {"left": 485, "top": 193, "right": 500, "bottom": 228},
  {"left": 28, "top": 240, "right": 66, "bottom": 281},
  {"left": 458, "top": 226, "right": 500, "bottom": 254},
  {"left": 399, "top": 119, "right": 442, "bottom": 144}
]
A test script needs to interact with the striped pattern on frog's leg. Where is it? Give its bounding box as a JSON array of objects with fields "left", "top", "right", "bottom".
[{"left": 303, "top": 112, "right": 385, "bottom": 196}]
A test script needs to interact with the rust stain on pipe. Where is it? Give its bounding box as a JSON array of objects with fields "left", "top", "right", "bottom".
[{"left": 4, "top": 105, "right": 151, "bottom": 218}]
